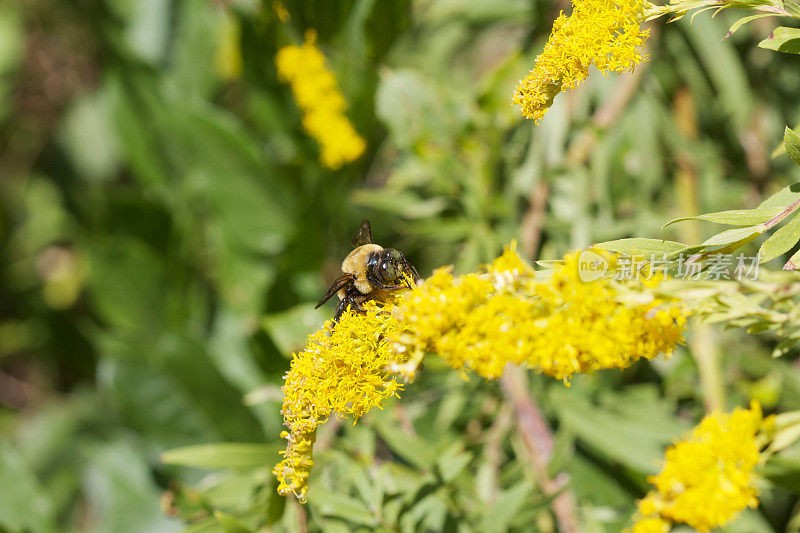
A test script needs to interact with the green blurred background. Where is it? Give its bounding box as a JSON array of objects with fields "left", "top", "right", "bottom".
[{"left": 2, "top": 1, "right": 800, "bottom": 531}]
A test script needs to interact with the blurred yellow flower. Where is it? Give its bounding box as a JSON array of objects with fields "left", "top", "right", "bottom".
[
  {"left": 272, "top": 300, "right": 407, "bottom": 501},
  {"left": 513, "top": 0, "right": 650, "bottom": 122},
  {"left": 629, "top": 516, "right": 670, "bottom": 533},
  {"left": 275, "top": 31, "right": 366, "bottom": 169},
  {"left": 632, "top": 402, "right": 768, "bottom": 532}
]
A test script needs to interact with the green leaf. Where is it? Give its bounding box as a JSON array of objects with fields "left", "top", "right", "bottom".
[
  {"left": 167, "top": 1, "right": 218, "bottom": 99},
  {"left": 434, "top": 446, "right": 471, "bottom": 483},
  {"left": 83, "top": 439, "right": 179, "bottom": 533},
  {"left": 262, "top": 304, "right": 327, "bottom": 355},
  {"left": 773, "top": 334, "right": 800, "bottom": 357},
  {"left": 351, "top": 189, "right": 448, "bottom": 219},
  {"left": 109, "top": 73, "right": 172, "bottom": 185},
  {"left": 363, "top": 0, "right": 412, "bottom": 61},
  {"left": 593, "top": 238, "right": 688, "bottom": 257},
  {"left": 310, "top": 489, "right": 378, "bottom": 527},
  {"left": 0, "top": 443, "right": 56, "bottom": 533},
  {"left": 88, "top": 237, "right": 167, "bottom": 333},
  {"left": 686, "top": 14, "right": 752, "bottom": 128},
  {"left": 726, "top": 13, "right": 778, "bottom": 38},
  {"left": 770, "top": 425, "right": 800, "bottom": 452},
  {"left": 214, "top": 511, "right": 253, "bottom": 533},
  {"left": 194, "top": 470, "right": 270, "bottom": 513},
  {"left": 0, "top": 3, "right": 23, "bottom": 122},
  {"left": 265, "top": 485, "right": 287, "bottom": 526},
  {"left": 758, "top": 26, "right": 800, "bottom": 54},
  {"left": 58, "top": 90, "right": 121, "bottom": 182},
  {"left": 374, "top": 418, "right": 438, "bottom": 470},
  {"left": 161, "top": 443, "right": 275, "bottom": 469},
  {"left": 663, "top": 207, "right": 783, "bottom": 228},
  {"left": 98, "top": 332, "right": 264, "bottom": 446},
  {"left": 699, "top": 225, "right": 764, "bottom": 247},
  {"left": 758, "top": 182, "right": 800, "bottom": 209},
  {"left": 551, "top": 387, "right": 688, "bottom": 475},
  {"left": 375, "top": 69, "right": 453, "bottom": 148},
  {"left": 761, "top": 443, "right": 800, "bottom": 492},
  {"left": 784, "top": 246, "right": 800, "bottom": 270},
  {"left": 475, "top": 480, "right": 534, "bottom": 533},
  {"left": 208, "top": 307, "right": 279, "bottom": 436},
  {"left": 768, "top": 412, "right": 800, "bottom": 453},
  {"left": 785, "top": 126, "right": 800, "bottom": 166},
  {"left": 122, "top": 0, "right": 170, "bottom": 63},
  {"left": 759, "top": 212, "right": 800, "bottom": 263},
  {"left": 568, "top": 455, "right": 631, "bottom": 512},
  {"left": 180, "top": 517, "right": 225, "bottom": 533}
]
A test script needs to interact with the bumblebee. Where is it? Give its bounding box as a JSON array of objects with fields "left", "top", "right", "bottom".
[{"left": 316, "top": 219, "right": 420, "bottom": 320}]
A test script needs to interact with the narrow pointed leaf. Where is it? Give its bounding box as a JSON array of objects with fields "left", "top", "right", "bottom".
[
  {"left": 758, "top": 26, "right": 800, "bottom": 54},
  {"left": 214, "top": 511, "right": 253, "bottom": 533},
  {"left": 759, "top": 212, "right": 800, "bottom": 263},
  {"left": 785, "top": 126, "right": 800, "bottom": 166},
  {"left": 593, "top": 238, "right": 688, "bottom": 257},
  {"left": 161, "top": 443, "right": 275, "bottom": 469},
  {"left": 699, "top": 225, "right": 764, "bottom": 247},
  {"left": 759, "top": 182, "right": 800, "bottom": 209},
  {"left": 663, "top": 207, "right": 783, "bottom": 228},
  {"left": 726, "top": 13, "right": 778, "bottom": 38},
  {"left": 784, "top": 247, "right": 800, "bottom": 270}
]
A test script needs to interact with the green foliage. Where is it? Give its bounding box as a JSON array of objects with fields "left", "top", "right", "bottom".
[
  {"left": 759, "top": 26, "right": 800, "bottom": 53},
  {"left": 605, "top": 129, "right": 800, "bottom": 270},
  {"left": 2, "top": 0, "right": 800, "bottom": 532}
]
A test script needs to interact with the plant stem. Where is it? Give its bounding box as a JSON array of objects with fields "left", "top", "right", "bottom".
[
  {"left": 500, "top": 366, "right": 578, "bottom": 533},
  {"left": 673, "top": 88, "right": 726, "bottom": 412}
]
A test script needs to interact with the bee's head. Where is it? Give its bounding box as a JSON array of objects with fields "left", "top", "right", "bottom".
[{"left": 369, "top": 248, "right": 420, "bottom": 288}]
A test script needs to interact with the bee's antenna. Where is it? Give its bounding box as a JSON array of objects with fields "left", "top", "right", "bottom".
[
  {"left": 403, "top": 260, "right": 420, "bottom": 285},
  {"left": 408, "top": 263, "right": 421, "bottom": 282}
]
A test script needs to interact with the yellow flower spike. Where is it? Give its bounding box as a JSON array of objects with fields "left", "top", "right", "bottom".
[
  {"left": 393, "top": 246, "right": 685, "bottom": 383},
  {"left": 273, "top": 430, "right": 316, "bottom": 503},
  {"left": 513, "top": 0, "right": 650, "bottom": 122},
  {"left": 275, "top": 31, "right": 366, "bottom": 169},
  {"left": 275, "top": 245, "right": 686, "bottom": 500},
  {"left": 631, "top": 402, "right": 772, "bottom": 532},
  {"left": 273, "top": 301, "right": 407, "bottom": 500}
]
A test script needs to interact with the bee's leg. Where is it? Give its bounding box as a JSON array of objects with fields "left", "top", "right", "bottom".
[
  {"left": 333, "top": 299, "right": 348, "bottom": 321},
  {"left": 366, "top": 273, "right": 406, "bottom": 291},
  {"left": 334, "top": 290, "right": 368, "bottom": 321}
]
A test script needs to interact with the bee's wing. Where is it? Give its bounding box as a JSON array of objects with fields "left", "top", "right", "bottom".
[
  {"left": 316, "top": 273, "right": 355, "bottom": 308},
  {"left": 351, "top": 219, "right": 373, "bottom": 247}
]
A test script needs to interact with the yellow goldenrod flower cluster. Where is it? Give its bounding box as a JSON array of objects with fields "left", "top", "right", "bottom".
[
  {"left": 274, "top": 245, "right": 687, "bottom": 501},
  {"left": 393, "top": 247, "right": 685, "bottom": 382},
  {"left": 274, "top": 31, "right": 366, "bottom": 169},
  {"left": 272, "top": 300, "right": 407, "bottom": 502},
  {"left": 631, "top": 402, "right": 769, "bottom": 532},
  {"left": 513, "top": 0, "right": 650, "bottom": 122}
]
